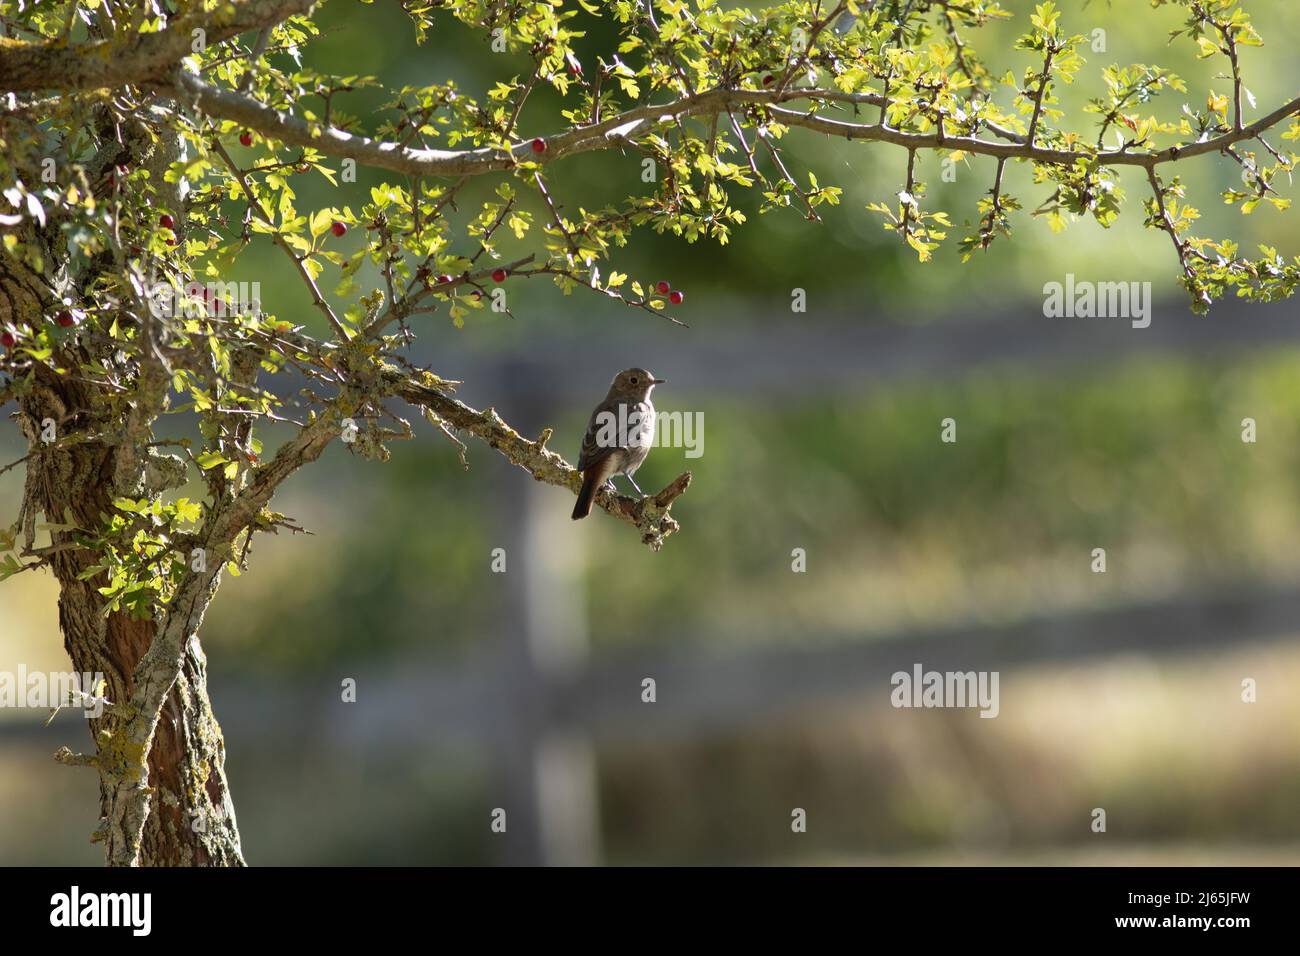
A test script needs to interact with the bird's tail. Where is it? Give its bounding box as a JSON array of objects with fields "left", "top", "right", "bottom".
[{"left": 572, "top": 472, "right": 601, "bottom": 520}]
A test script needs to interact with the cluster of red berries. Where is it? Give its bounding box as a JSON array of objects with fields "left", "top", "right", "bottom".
[
  {"left": 2, "top": 307, "right": 79, "bottom": 347},
  {"left": 656, "top": 279, "right": 685, "bottom": 305},
  {"left": 159, "top": 212, "right": 179, "bottom": 247}
]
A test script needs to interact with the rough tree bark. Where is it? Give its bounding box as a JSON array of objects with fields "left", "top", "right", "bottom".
[{"left": 27, "top": 385, "right": 244, "bottom": 866}]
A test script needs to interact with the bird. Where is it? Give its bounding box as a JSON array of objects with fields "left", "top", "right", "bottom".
[{"left": 571, "top": 367, "right": 664, "bottom": 520}]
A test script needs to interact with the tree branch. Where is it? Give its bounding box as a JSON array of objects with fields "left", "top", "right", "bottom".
[
  {"left": 392, "top": 372, "right": 690, "bottom": 550},
  {"left": 0, "top": 0, "right": 316, "bottom": 93},
  {"left": 168, "top": 69, "right": 1300, "bottom": 181}
]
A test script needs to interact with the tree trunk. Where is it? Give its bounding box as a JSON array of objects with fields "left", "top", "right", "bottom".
[{"left": 5, "top": 266, "right": 244, "bottom": 865}]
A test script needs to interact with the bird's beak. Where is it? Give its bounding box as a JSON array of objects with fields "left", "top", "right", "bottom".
[{"left": 652, "top": 377, "right": 667, "bottom": 385}]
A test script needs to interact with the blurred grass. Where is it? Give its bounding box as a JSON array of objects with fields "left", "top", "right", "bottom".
[{"left": 599, "top": 642, "right": 1300, "bottom": 865}]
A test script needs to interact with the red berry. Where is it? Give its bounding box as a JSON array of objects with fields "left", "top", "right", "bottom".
[
  {"left": 1, "top": 332, "right": 15, "bottom": 348},
  {"left": 239, "top": 131, "right": 253, "bottom": 147},
  {"left": 57, "top": 310, "right": 75, "bottom": 328},
  {"left": 330, "top": 221, "right": 347, "bottom": 238},
  {"left": 668, "top": 290, "right": 684, "bottom": 305},
  {"left": 762, "top": 73, "right": 775, "bottom": 86},
  {"left": 166, "top": 237, "right": 179, "bottom": 247},
  {"left": 159, "top": 213, "right": 175, "bottom": 230},
  {"left": 656, "top": 280, "right": 671, "bottom": 294},
  {"left": 491, "top": 268, "right": 507, "bottom": 282},
  {"left": 437, "top": 274, "right": 453, "bottom": 285},
  {"left": 530, "top": 137, "right": 547, "bottom": 154}
]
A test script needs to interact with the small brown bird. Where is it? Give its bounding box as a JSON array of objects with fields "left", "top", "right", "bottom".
[{"left": 572, "top": 367, "right": 664, "bottom": 520}]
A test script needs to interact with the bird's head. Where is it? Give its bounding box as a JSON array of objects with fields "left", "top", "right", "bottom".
[{"left": 608, "top": 367, "right": 665, "bottom": 401}]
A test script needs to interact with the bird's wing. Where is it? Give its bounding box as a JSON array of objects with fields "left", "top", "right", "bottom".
[
  {"left": 578, "top": 400, "right": 618, "bottom": 471},
  {"left": 579, "top": 400, "right": 655, "bottom": 470}
]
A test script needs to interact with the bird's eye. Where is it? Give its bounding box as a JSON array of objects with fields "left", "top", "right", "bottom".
[{"left": 630, "top": 376, "right": 639, "bottom": 384}]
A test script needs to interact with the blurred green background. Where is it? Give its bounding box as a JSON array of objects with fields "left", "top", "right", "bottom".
[{"left": 4, "top": 0, "right": 1300, "bottom": 865}]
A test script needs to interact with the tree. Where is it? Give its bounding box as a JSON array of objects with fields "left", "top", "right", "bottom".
[{"left": 0, "top": 0, "right": 1296, "bottom": 866}]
